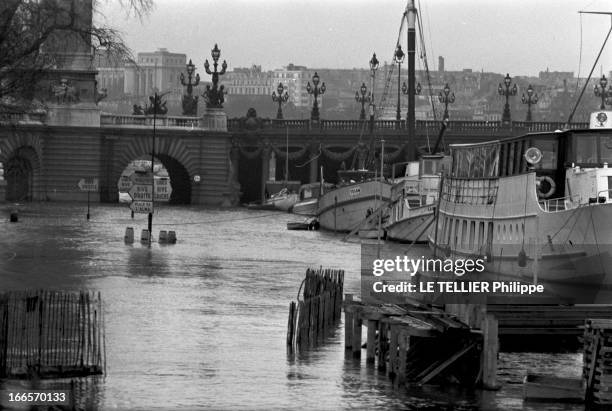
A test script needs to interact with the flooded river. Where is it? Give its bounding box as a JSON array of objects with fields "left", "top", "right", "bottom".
[{"left": 0, "top": 203, "right": 584, "bottom": 410}]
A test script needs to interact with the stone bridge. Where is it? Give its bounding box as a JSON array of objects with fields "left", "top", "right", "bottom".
[{"left": 0, "top": 112, "right": 586, "bottom": 205}]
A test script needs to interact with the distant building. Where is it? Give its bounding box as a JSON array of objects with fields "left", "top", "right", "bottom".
[
  {"left": 272, "top": 64, "right": 311, "bottom": 108},
  {"left": 226, "top": 65, "right": 273, "bottom": 96},
  {"left": 123, "top": 48, "right": 186, "bottom": 99}
]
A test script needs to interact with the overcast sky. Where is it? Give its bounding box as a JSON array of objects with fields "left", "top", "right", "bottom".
[{"left": 97, "top": 0, "right": 612, "bottom": 77}]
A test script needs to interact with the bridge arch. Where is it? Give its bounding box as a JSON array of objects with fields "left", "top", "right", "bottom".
[
  {"left": 0, "top": 132, "right": 44, "bottom": 201},
  {"left": 114, "top": 136, "right": 197, "bottom": 204}
]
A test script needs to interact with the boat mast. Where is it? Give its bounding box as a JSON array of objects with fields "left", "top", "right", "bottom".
[
  {"left": 285, "top": 126, "right": 289, "bottom": 184},
  {"left": 406, "top": 0, "right": 417, "bottom": 161}
]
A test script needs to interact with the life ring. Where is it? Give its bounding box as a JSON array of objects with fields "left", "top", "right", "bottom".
[{"left": 537, "top": 176, "right": 556, "bottom": 198}]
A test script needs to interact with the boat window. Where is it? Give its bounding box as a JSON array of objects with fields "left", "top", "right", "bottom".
[
  {"left": 452, "top": 143, "right": 499, "bottom": 178},
  {"left": 530, "top": 138, "right": 558, "bottom": 170},
  {"left": 574, "top": 134, "right": 598, "bottom": 164},
  {"left": 600, "top": 135, "right": 612, "bottom": 163}
]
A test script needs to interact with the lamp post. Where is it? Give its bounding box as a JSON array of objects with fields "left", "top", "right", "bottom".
[
  {"left": 369, "top": 53, "right": 379, "bottom": 133},
  {"left": 438, "top": 83, "right": 455, "bottom": 121},
  {"left": 272, "top": 82, "right": 289, "bottom": 120},
  {"left": 180, "top": 59, "right": 200, "bottom": 115},
  {"left": 394, "top": 45, "right": 405, "bottom": 125},
  {"left": 594, "top": 74, "right": 612, "bottom": 110},
  {"left": 521, "top": 84, "right": 539, "bottom": 122},
  {"left": 498, "top": 73, "right": 517, "bottom": 125},
  {"left": 306, "top": 72, "right": 326, "bottom": 121},
  {"left": 355, "top": 82, "right": 371, "bottom": 120},
  {"left": 402, "top": 81, "right": 421, "bottom": 120},
  {"left": 203, "top": 44, "right": 228, "bottom": 108}
]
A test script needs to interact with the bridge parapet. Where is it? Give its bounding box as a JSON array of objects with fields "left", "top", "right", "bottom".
[{"left": 98, "top": 113, "right": 588, "bottom": 136}]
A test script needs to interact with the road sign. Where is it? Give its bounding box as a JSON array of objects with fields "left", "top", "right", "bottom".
[
  {"left": 128, "top": 184, "right": 153, "bottom": 201},
  {"left": 130, "top": 200, "right": 153, "bottom": 214},
  {"left": 154, "top": 178, "right": 172, "bottom": 202},
  {"left": 78, "top": 178, "right": 98, "bottom": 192},
  {"left": 129, "top": 171, "right": 155, "bottom": 186},
  {"left": 117, "top": 175, "right": 132, "bottom": 192}
]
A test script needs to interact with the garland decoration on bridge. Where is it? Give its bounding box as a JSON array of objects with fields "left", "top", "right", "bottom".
[
  {"left": 270, "top": 143, "right": 308, "bottom": 160},
  {"left": 382, "top": 144, "right": 405, "bottom": 162},
  {"left": 238, "top": 145, "right": 263, "bottom": 160},
  {"left": 321, "top": 145, "right": 357, "bottom": 162}
]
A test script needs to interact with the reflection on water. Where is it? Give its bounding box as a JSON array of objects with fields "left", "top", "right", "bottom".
[{"left": 0, "top": 203, "right": 584, "bottom": 410}]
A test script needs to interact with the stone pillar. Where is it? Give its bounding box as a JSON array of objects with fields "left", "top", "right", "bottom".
[
  {"left": 269, "top": 151, "right": 277, "bottom": 181},
  {"left": 260, "top": 146, "right": 271, "bottom": 203},
  {"left": 221, "top": 143, "right": 242, "bottom": 207}
]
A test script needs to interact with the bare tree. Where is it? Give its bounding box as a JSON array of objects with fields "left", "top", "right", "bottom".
[{"left": 0, "top": 0, "right": 152, "bottom": 113}]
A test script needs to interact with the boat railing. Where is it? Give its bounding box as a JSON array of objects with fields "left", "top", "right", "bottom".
[
  {"left": 538, "top": 195, "right": 581, "bottom": 212},
  {"left": 441, "top": 177, "right": 499, "bottom": 205}
]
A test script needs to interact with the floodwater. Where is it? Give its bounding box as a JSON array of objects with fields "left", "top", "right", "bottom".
[{"left": 0, "top": 203, "right": 585, "bottom": 410}]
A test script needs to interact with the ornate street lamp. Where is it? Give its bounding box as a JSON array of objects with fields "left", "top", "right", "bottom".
[
  {"left": 438, "top": 83, "right": 455, "bottom": 121},
  {"left": 180, "top": 59, "right": 200, "bottom": 115},
  {"left": 594, "top": 74, "right": 612, "bottom": 110},
  {"left": 369, "top": 52, "right": 379, "bottom": 132},
  {"left": 521, "top": 84, "right": 539, "bottom": 122},
  {"left": 306, "top": 72, "right": 326, "bottom": 121},
  {"left": 394, "top": 45, "right": 405, "bottom": 125},
  {"left": 355, "top": 82, "right": 371, "bottom": 120},
  {"left": 272, "top": 82, "right": 289, "bottom": 120},
  {"left": 402, "top": 81, "right": 421, "bottom": 120},
  {"left": 203, "top": 44, "right": 228, "bottom": 108},
  {"left": 498, "top": 73, "right": 517, "bottom": 125}
]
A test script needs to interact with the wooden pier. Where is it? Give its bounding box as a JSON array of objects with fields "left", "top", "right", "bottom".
[
  {"left": 343, "top": 297, "right": 499, "bottom": 389},
  {"left": 287, "top": 268, "right": 344, "bottom": 350},
  {"left": 0, "top": 290, "right": 105, "bottom": 379}
]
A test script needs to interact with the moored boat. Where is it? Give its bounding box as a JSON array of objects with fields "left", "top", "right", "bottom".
[
  {"left": 316, "top": 169, "right": 392, "bottom": 232},
  {"left": 385, "top": 155, "right": 446, "bottom": 243},
  {"left": 292, "top": 182, "right": 334, "bottom": 216},
  {"left": 428, "top": 111, "right": 612, "bottom": 303}
]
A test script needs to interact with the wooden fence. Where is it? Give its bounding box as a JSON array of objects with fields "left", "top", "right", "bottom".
[
  {"left": 286, "top": 268, "right": 344, "bottom": 349},
  {"left": 0, "top": 290, "right": 105, "bottom": 379}
]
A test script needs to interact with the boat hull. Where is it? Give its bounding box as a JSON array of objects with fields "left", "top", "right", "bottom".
[
  {"left": 430, "top": 173, "right": 612, "bottom": 303},
  {"left": 292, "top": 198, "right": 318, "bottom": 216},
  {"left": 385, "top": 205, "right": 434, "bottom": 243},
  {"left": 316, "top": 180, "right": 392, "bottom": 232},
  {"left": 272, "top": 193, "right": 299, "bottom": 212}
]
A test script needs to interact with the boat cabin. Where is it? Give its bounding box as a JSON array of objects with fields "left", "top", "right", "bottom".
[
  {"left": 449, "top": 111, "right": 612, "bottom": 206},
  {"left": 390, "top": 155, "right": 447, "bottom": 207}
]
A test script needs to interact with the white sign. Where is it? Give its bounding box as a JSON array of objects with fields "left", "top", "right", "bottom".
[
  {"left": 154, "top": 178, "right": 172, "bottom": 202},
  {"left": 78, "top": 178, "right": 99, "bottom": 192},
  {"left": 129, "top": 171, "right": 155, "bottom": 186},
  {"left": 129, "top": 184, "right": 153, "bottom": 201},
  {"left": 349, "top": 187, "right": 361, "bottom": 197},
  {"left": 118, "top": 175, "right": 132, "bottom": 192},
  {"left": 130, "top": 200, "right": 153, "bottom": 214}
]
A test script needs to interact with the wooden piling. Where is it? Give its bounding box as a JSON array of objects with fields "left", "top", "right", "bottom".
[
  {"left": 481, "top": 313, "right": 499, "bottom": 390},
  {"left": 344, "top": 294, "right": 353, "bottom": 350},
  {"left": 352, "top": 314, "right": 362, "bottom": 358},
  {"left": 366, "top": 320, "right": 377, "bottom": 364}
]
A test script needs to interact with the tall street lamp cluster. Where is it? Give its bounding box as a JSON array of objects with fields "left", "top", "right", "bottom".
[
  {"left": 521, "top": 84, "right": 538, "bottom": 122},
  {"left": 180, "top": 59, "right": 200, "bottom": 116},
  {"left": 355, "top": 83, "right": 371, "bottom": 120},
  {"left": 272, "top": 82, "right": 289, "bottom": 119},
  {"left": 498, "top": 73, "right": 517, "bottom": 125},
  {"left": 394, "top": 45, "right": 405, "bottom": 125},
  {"left": 438, "top": 83, "right": 455, "bottom": 121},
  {"left": 203, "top": 44, "right": 228, "bottom": 108},
  {"left": 306, "top": 72, "right": 326, "bottom": 121},
  {"left": 369, "top": 53, "right": 379, "bottom": 132},
  {"left": 594, "top": 74, "right": 612, "bottom": 110}
]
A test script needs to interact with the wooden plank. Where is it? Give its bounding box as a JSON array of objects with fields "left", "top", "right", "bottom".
[
  {"left": 482, "top": 313, "right": 499, "bottom": 390},
  {"left": 417, "top": 342, "right": 478, "bottom": 385}
]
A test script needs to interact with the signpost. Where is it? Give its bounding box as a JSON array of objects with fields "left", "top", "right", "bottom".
[
  {"left": 130, "top": 200, "right": 153, "bottom": 214},
  {"left": 128, "top": 184, "right": 153, "bottom": 202},
  {"left": 154, "top": 178, "right": 172, "bottom": 202},
  {"left": 78, "top": 178, "right": 98, "bottom": 220}
]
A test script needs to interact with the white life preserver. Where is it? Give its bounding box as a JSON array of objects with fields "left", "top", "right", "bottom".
[{"left": 537, "top": 176, "right": 556, "bottom": 198}]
